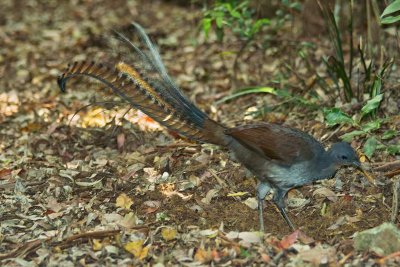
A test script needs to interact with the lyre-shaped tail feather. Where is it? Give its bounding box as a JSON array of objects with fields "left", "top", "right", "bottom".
[
  {"left": 57, "top": 60, "right": 226, "bottom": 145},
  {"left": 110, "top": 22, "right": 208, "bottom": 128}
]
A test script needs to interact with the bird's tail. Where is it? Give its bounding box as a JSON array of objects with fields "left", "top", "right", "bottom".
[{"left": 57, "top": 23, "right": 227, "bottom": 146}]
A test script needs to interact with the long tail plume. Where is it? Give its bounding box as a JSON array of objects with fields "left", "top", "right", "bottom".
[{"left": 58, "top": 23, "right": 226, "bottom": 145}]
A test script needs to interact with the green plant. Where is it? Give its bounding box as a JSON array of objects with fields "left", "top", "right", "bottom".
[
  {"left": 381, "top": 0, "right": 400, "bottom": 24},
  {"left": 324, "top": 102, "right": 399, "bottom": 159},
  {"left": 216, "top": 85, "right": 320, "bottom": 120},
  {"left": 318, "top": 1, "right": 394, "bottom": 116},
  {"left": 272, "top": 0, "right": 302, "bottom": 28},
  {"left": 202, "top": 0, "right": 270, "bottom": 80},
  {"left": 318, "top": 0, "right": 354, "bottom": 103},
  {"left": 215, "top": 86, "right": 277, "bottom": 104},
  {"left": 202, "top": 0, "right": 270, "bottom": 43}
]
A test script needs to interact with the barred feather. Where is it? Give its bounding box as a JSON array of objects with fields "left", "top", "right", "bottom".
[
  {"left": 58, "top": 60, "right": 225, "bottom": 144},
  {"left": 58, "top": 23, "right": 227, "bottom": 145}
]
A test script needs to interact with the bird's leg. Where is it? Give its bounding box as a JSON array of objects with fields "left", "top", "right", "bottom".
[
  {"left": 278, "top": 207, "right": 295, "bottom": 231},
  {"left": 256, "top": 182, "right": 271, "bottom": 232},
  {"left": 273, "top": 189, "right": 296, "bottom": 231},
  {"left": 258, "top": 197, "right": 264, "bottom": 232}
]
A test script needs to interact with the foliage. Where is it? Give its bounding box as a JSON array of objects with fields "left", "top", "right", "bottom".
[
  {"left": 318, "top": 1, "right": 394, "bottom": 111},
  {"left": 317, "top": 1, "right": 351, "bottom": 101},
  {"left": 216, "top": 85, "right": 321, "bottom": 121},
  {"left": 317, "top": 0, "right": 355, "bottom": 103},
  {"left": 216, "top": 86, "right": 277, "bottom": 104},
  {"left": 324, "top": 101, "right": 399, "bottom": 159},
  {"left": 381, "top": 0, "right": 400, "bottom": 24},
  {"left": 273, "top": 0, "right": 302, "bottom": 28},
  {"left": 202, "top": 0, "right": 270, "bottom": 43}
]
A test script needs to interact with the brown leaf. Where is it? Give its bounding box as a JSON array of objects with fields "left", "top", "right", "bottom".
[
  {"left": 143, "top": 200, "right": 161, "bottom": 214},
  {"left": 0, "top": 168, "right": 12, "bottom": 180},
  {"left": 117, "top": 132, "right": 125, "bottom": 150},
  {"left": 313, "top": 187, "right": 338, "bottom": 202},
  {"left": 297, "top": 245, "right": 336, "bottom": 265},
  {"left": 194, "top": 248, "right": 211, "bottom": 263},
  {"left": 278, "top": 230, "right": 300, "bottom": 249}
]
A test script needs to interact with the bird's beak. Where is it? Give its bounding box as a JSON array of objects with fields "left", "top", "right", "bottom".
[{"left": 352, "top": 160, "right": 361, "bottom": 168}]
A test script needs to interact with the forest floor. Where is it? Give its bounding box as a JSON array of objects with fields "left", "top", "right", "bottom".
[{"left": 1, "top": 0, "right": 399, "bottom": 266}]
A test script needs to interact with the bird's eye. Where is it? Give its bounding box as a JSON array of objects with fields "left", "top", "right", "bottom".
[{"left": 341, "top": 155, "right": 348, "bottom": 160}]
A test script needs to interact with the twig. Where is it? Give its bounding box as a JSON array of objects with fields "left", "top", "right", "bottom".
[
  {"left": 156, "top": 142, "right": 199, "bottom": 149},
  {"left": 376, "top": 250, "right": 400, "bottom": 265},
  {"left": 0, "top": 229, "right": 121, "bottom": 260},
  {"left": 385, "top": 170, "right": 400, "bottom": 178},
  {"left": 373, "top": 160, "right": 400, "bottom": 172},
  {"left": 58, "top": 229, "right": 120, "bottom": 243},
  {"left": 339, "top": 252, "right": 353, "bottom": 266},
  {"left": 391, "top": 178, "right": 400, "bottom": 223},
  {"left": 0, "top": 238, "right": 50, "bottom": 260},
  {"left": 209, "top": 169, "right": 228, "bottom": 188}
]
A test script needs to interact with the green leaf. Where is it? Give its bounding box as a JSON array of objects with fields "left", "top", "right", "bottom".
[
  {"left": 324, "top": 108, "right": 354, "bottom": 127},
  {"left": 156, "top": 212, "right": 169, "bottom": 222},
  {"left": 249, "top": 19, "right": 270, "bottom": 36},
  {"left": 340, "top": 130, "right": 365, "bottom": 142},
  {"left": 240, "top": 247, "right": 251, "bottom": 258},
  {"left": 202, "top": 18, "right": 212, "bottom": 37},
  {"left": 289, "top": 2, "right": 302, "bottom": 11},
  {"left": 361, "top": 94, "right": 383, "bottom": 117},
  {"left": 370, "top": 78, "right": 382, "bottom": 99},
  {"left": 361, "top": 120, "right": 381, "bottom": 132},
  {"left": 253, "top": 18, "right": 270, "bottom": 30},
  {"left": 387, "top": 144, "right": 400, "bottom": 155},
  {"left": 216, "top": 86, "right": 277, "bottom": 104},
  {"left": 363, "top": 136, "right": 378, "bottom": 159},
  {"left": 325, "top": 56, "right": 353, "bottom": 101},
  {"left": 228, "top": 8, "right": 241, "bottom": 19},
  {"left": 216, "top": 16, "right": 224, "bottom": 28},
  {"left": 382, "top": 129, "right": 398, "bottom": 140},
  {"left": 381, "top": 15, "right": 400, "bottom": 24},
  {"left": 381, "top": 0, "right": 400, "bottom": 18}
]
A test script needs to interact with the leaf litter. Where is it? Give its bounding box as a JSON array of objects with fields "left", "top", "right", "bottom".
[{"left": 0, "top": 0, "right": 399, "bottom": 266}]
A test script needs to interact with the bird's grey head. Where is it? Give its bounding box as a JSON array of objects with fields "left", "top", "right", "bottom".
[{"left": 328, "top": 142, "right": 360, "bottom": 168}]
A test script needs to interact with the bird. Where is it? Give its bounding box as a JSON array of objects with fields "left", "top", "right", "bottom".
[{"left": 57, "top": 22, "right": 371, "bottom": 232}]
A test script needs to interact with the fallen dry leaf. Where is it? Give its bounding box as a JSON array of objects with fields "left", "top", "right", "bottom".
[
  {"left": 242, "top": 197, "right": 258, "bottom": 210},
  {"left": 297, "top": 245, "right": 336, "bottom": 265},
  {"left": 116, "top": 193, "right": 134, "bottom": 210},
  {"left": 278, "top": 230, "right": 300, "bottom": 250},
  {"left": 194, "top": 248, "right": 220, "bottom": 263},
  {"left": 143, "top": 200, "right": 161, "bottom": 214},
  {"left": 0, "top": 168, "right": 12, "bottom": 180},
  {"left": 118, "top": 212, "right": 139, "bottom": 229},
  {"left": 313, "top": 187, "right": 338, "bottom": 202},
  {"left": 201, "top": 188, "right": 220, "bottom": 204},
  {"left": 162, "top": 227, "right": 177, "bottom": 241},
  {"left": 117, "top": 132, "right": 125, "bottom": 150},
  {"left": 124, "top": 240, "right": 149, "bottom": 260},
  {"left": 92, "top": 239, "right": 103, "bottom": 251}
]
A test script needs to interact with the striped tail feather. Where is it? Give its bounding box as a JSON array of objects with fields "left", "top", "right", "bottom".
[
  {"left": 58, "top": 60, "right": 226, "bottom": 145},
  {"left": 109, "top": 22, "right": 209, "bottom": 129}
]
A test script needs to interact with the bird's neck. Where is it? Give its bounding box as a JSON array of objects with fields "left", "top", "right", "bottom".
[{"left": 312, "top": 151, "right": 339, "bottom": 181}]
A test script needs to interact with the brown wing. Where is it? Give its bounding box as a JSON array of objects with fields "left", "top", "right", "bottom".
[{"left": 225, "top": 122, "right": 323, "bottom": 164}]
